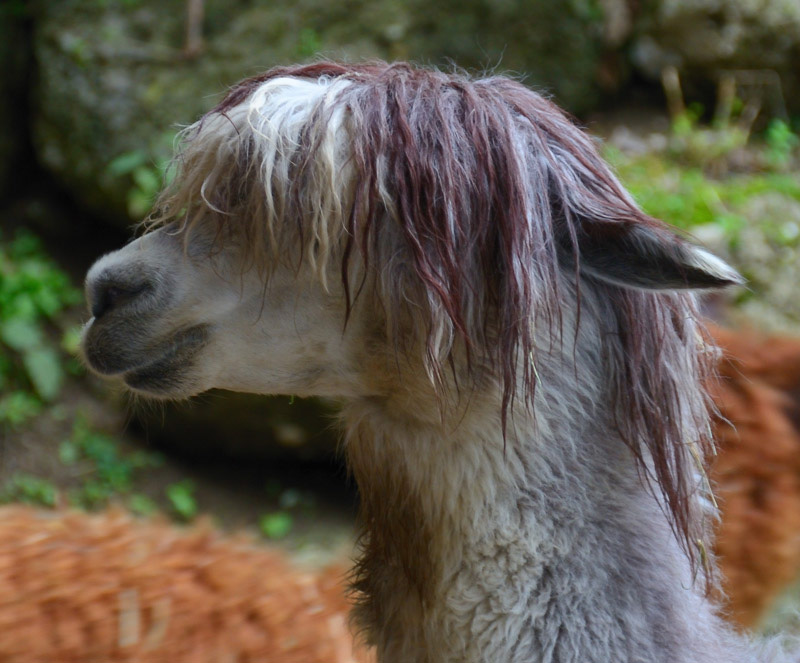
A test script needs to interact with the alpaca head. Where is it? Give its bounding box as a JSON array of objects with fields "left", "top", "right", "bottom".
[
  {"left": 82, "top": 63, "right": 740, "bottom": 554},
  {"left": 83, "top": 63, "right": 738, "bottom": 400}
]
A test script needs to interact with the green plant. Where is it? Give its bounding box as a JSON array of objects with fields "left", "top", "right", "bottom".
[
  {"left": 0, "top": 392, "right": 42, "bottom": 427},
  {"left": 60, "top": 326, "right": 86, "bottom": 376},
  {"left": 108, "top": 132, "right": 176, "bottom": 218},
  {"left": 297, "top": 28, "right": 321, "bottom": 59},
  {"left": 257, "top": 483, "right": 316, "bottom": 540},
  {"left": 259, "top": 511, "right": 293, "bottom": 539},
  {"left": 0, "top": 230, "right": 81, "bottom": 426},
  {"left": 0, "top": 474, "right": 58, "bottom": 508},
  {"left": 128, "top": 493, "right": 159, "bottom": 517},
  {"left": 606, "top": 147, "right": 800, "bottom": 249},
  {"left": 166, "top": 479, "right": 198, "bottom": 521},
  {"left": 765, "top": 120, "right": 799, "bottom": 169},
  {"left": 667, "top": 102, "right": 750, "bottom": 169},
  {"left": 63, "top": 415, "right": 163, "bottom": 510},
  {"left": 670, "top": 102, "right": 705, "bottom": 138}
]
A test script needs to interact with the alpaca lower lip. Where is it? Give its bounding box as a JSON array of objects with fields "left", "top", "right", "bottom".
[
  {"left": 122, "top": 330, "right": 208, "bottom": 394},
  {"left": 82, "top": 323, "right": 206, "bottom": 388},
  {"left": 121, "top": 325, "right": 209, "bottom": 391}
]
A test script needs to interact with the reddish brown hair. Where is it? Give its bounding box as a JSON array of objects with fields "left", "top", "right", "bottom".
[{"left": 159, "top": 62, "right": 719, "bottom": 572}]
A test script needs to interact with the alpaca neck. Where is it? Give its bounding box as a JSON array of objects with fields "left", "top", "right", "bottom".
[{"left": 343, "top": 375, "right": 741, "bottom": 663}]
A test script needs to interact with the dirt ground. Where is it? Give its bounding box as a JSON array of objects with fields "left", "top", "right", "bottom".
[{"left": 0, "top": 371, "right": 360, "bottom": 563}]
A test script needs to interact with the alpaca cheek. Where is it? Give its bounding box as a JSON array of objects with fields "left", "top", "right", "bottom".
[{"left": 196, "top": 299, "right": 364, "bottom": 399}]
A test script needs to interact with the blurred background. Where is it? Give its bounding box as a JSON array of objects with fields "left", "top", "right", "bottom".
[{"left": 1, "top": 0, "right": 800, "bottom": 660}]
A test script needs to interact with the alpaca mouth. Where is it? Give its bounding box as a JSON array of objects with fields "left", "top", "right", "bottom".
[
  {"left": 121, "top": 325, "right": 210, "bottom": 395},
  {"left": 83, "top": 322, "right": 210, "bottom": 395}
]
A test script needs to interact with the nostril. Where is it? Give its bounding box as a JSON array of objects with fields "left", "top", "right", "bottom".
[
  {"left": 91, "top": 282, "right": 149, "bottom": 319},
  {"left": 92, "top": 285, "right": 121, "bottom": 319}
]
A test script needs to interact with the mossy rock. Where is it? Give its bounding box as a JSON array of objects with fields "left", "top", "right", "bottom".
[
  {"left": 632, "top": 0, "right": 800, "bottom": 113},
  {"left": 32, "top": 0, "right": 612, "bottom": 227}
]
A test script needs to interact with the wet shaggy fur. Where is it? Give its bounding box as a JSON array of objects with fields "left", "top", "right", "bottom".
[
  {"left": 82, "top": 61, "right": 800, "bottom": 661},
  {"left": 710, "top": 326, "right": 800, "bottom": 628},
  {"left": 0, "top": 506, "right": 373, "bottom": 663},
  {"left": 153, "top": 62, "right": 728, "bottom": 566}
]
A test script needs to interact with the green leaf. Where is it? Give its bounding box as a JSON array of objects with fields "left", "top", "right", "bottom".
[
  {"left": 79, "top": 432, "right": 118, "bottom": 467},
  {"left": 166, "top": 480, "right": 198, "bottom": 521},
  {"left": 132, "top": 166, "right": 160, "bottom": 195},
  {"left": 128, "top": 494, "right": 159, "bottom": 516},
  {"left": 97, "top": 460, "right": 133, "bottom": 493},
  {"left": 128, "top": 189, "right": 155, "bottom": 218},
  {"left": 0, "top": 392, "right": 41, "bottom": 426},
  {"left": 108, "top": 150, "right": 148, "bottom": 176},
  {"left": 2, "top": 474, "right": 58, "bottom": 508},
  {"left": 259, "top": 511, "right": 293, "bottom": 540},
  {"left": 77, "top": 479, "right": 113, "bottom": 509},
  {"left": 0, "top": 318, "right": 42, "bottom": 351},
  {"left": 22, "top": 346, "right": 63, "bottom": 401},
  {"left": 61, "top": 326, "right": 83, "bottom": 355},
  {"left": 9, "top": 232, "right": 41, "bottom": 259}
]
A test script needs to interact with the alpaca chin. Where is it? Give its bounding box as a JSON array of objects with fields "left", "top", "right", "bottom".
[
  {"left": 120, "top": 325, "right": 210, "bottom": 397},
  {"left": 82, "top": 318, "right": 210, "bottom": 398}
]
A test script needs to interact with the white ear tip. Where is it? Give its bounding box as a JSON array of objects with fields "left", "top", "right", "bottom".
[{"left": 690, "top": 248, "right": 744, "bottom": 287}]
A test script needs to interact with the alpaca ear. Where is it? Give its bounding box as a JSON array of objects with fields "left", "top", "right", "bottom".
[{"left": 573, "top": 222, "right": 743, "bottom": 291}]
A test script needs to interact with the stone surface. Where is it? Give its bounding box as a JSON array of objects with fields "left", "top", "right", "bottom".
[
  {"left": 632, "top": 0, "right": 800, "bottom": 113},
  {"left": 32, "top": 0, "right": 611, "bottom": 227},
  {"left": 26, "top": 0, "right": 800, "bottom": 229}
]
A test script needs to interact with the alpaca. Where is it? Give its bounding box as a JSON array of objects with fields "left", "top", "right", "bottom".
[
  {"left": 709, "top": 325, "right": 800, "bottom": 628},
  {"left": 0, "top": 505, "right": 372, "bottom": 663},
  {"left": 81, "top": 62, "right": 796, "bottom": 662}
]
